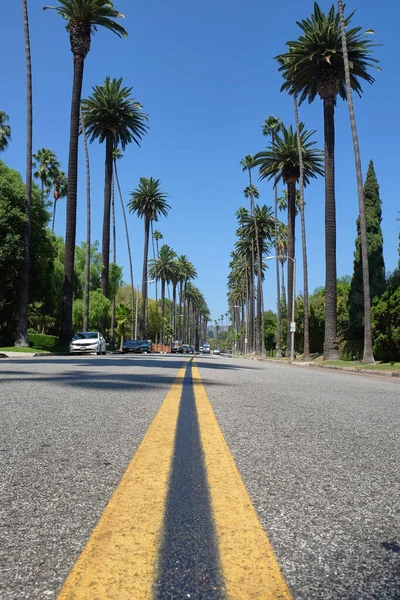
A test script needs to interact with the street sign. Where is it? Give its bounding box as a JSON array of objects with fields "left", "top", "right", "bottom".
[{"left": 290, "top": 322, "right": 296, "bottom": 333}]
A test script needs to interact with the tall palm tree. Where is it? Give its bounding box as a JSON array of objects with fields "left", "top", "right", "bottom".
[
  {"left": 152, "top": 229, "right": 163, "bottom": 302},
  {"left": 113, "top": 148, "right": 135, "bottom": 338},
  {"left": 175, "top": 255, "right": 197, "bottom": 341},
  {"left": 253, "top": 123, "right": 323, "bottom": 356},
  {"left": 337, "top": 0, "right": 375, "bottom": 363},
  {"left": 15, "top": 0, "right": 33, "bottom": 348},
  {"left": 33, "top": 147, "right": 60, "bottom": 199},
  {"left": 81, "top": 77, "right": 148, "bottom": 303},
  {"left": 51, "top": 169, "right": 67, "bottom": 232},
  {"left": 148, "top": 245, "right": 177, "bottom": 343},
  {"left": 240, "top": 156, "right": 256, "bottom": 352},
  {"left": 128, "top": 177, "right": 170, "bottom": 339},
  {"left": 262, "top": 116, "right": 282, "bottom": 356},
  {"left": 276, "top": 222, "right": 288, "bottom": 305},
  {"left": 44, "top": 0, "right": 127, "bottom": 342},
  {"left": 80, "top": 105, "right": 91, "bottom": 332},
  {"left": 277, "top": 2, "right": 378, "bottom": 359},
  {"left": 0, "top": 110, "right": 11, "bottom": 153},
  {"left": 293, "top": 94, "right": 311, "bottom": 360}
]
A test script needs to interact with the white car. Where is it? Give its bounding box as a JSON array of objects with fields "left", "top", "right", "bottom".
[
  {"left": 213, "top": 348, "right": 220, "bottom": 355},
  {"left": 69, "top": 332, "right": 106, "bottom": 355}
]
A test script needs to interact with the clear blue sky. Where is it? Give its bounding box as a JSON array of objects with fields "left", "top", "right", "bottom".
[{"left": 3, "top": 1, "right": 399, "bottom": 323}]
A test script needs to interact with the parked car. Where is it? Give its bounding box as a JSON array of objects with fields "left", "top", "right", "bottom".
[
  {"left": 199, "top": 346, "right": 204, "bottom": 353},
  {"left": 182, "top": 344, "right": 190, "bottom": 353},
  {"left": 123, "top": 339, "right": 151, "bottom": 353},
  {"left": 203, "top": 343, "right": 211, "bottom": 354},
  {"left": 171, "top": 340, "right": 183, "bottom": 353},
  {"left": 69, "top": 332, "right": 106, "bottom": 355},
  {"left": 213, "top": 348, "right": 220, "bottom": 355},
  {"left": 189, "top": 346, "right": 194, "bottom": 354}
]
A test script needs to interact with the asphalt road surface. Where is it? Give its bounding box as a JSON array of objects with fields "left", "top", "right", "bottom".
[{"left": 0, "top": 354, "right": 399, "bottom": 599}]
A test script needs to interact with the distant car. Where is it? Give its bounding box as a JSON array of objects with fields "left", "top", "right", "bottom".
[
  {"left": 69, "top": 331, "right": 106, "bottom": 355},
  {"left": 203, "top": 343, "right": 211, "bottom": 354},
  {"left": 182, "top": 344, "right": 190, "bottom": 353},
  {"left": 189, "top": 346, "right": 194, "bottom": 354},
  {"left": 171, "top": 340, "right": 183, "bottom": 353},
  {"left": 122, "top": 340, "right": 141, "bottom": 353},
  {"left": 199, "top": 346, "right": 204, "bottom": 352},
  {"left": 213, "top": 348, "right": 220, "bottom": 355}
]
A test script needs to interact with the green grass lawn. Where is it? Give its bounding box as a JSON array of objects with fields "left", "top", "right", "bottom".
[
  {"left": 0, "top": 346, "right": 49, "bottom": 353},
  {"left": 321, "top": 359, "right": 400, "bottom": 371}
]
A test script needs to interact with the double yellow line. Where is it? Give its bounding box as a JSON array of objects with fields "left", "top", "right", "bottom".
[{"left": 58, "top": 360, "right": 292, "bottom": 599}]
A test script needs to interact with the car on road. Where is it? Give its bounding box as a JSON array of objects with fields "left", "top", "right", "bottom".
[
  {"left": 203, "top": 343, "right": 211, "bottom": 354},
  {"left": 69, "top": 332, "right": 106, "bottom": 355},
  {"left": 123, "top": 339, "right": 151, "bottom": 353},
  {"left": 189, "top": 346, "right": 194, "bottom": 354},
  {"left": 199, "top": 346, "right": 204, "bottom": 353},
  {"left": 213, "top": 348, "right": 220, "bottom": 355},
  {"left": 182, "top": 344, "right": 190, "bottom": 353},
  {"left": 171, "top": 340, "right": 183, "bottom": 353}
]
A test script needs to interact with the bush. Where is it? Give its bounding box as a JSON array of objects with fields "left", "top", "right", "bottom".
[
  {"left": 371, "top": 270, "right": 400, "bottom": 362},
  {"left": 339, "top": 339, "right": 363, "bottom": 361},
  {"left": 28, "top": 333, "right": 58, "bottom": 349}
]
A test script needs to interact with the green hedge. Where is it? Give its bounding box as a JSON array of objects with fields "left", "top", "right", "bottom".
[
  {"left": 339, "top": 338, "right": 363, "bottom": 361},
  {"left": 28, "top": 333, "right": 59, "bottom": 349}
]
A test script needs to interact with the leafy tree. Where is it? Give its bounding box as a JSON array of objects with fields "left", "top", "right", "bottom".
[
  {"left": 277, "top": 2, "right": 378, "bottom": 360},
  {"left": 72, "top": 290, "right": 111, "bottom": 333},
  {"left": 74, "top": 241, "right": 102, "bottom": 298},
  {"left": 371, "top": 270, "right": 400, "bottom": 362},
  {"left": 0, "top": 162, "right": 56, "bottom": 342},
  {"left": 0, "top": 110, "right": 11, "bottom": 153},
  {"left": 128, "top": 177, "right": 170, "bottom": 339},
  {"left": 264, "top": 310, "right": 277, "bottom": 352},
  {"left": 81, "top": 77, "right": 148, "bottom": 298},
  {"left": 348, "top": 160, "right": 385, "bottom": 339},
  {"left": 44, "top": 0, "right": 127, "bottom": 342}
]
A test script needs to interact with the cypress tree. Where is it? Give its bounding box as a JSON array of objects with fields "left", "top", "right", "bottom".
[{"left": 348, "top": 160, "right": 386, "bottom": 339}]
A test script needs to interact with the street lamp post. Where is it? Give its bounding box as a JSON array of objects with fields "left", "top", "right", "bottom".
[
  {"left": 135, "top": 280, "right": 155, "bottom": 340},
  {"left": 266, "top": 255, "right": 296, "bottom": 362}
]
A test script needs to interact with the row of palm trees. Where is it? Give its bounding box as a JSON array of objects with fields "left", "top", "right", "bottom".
[{"left": 228, "top": 2, "right": 379, "bottom": 362}]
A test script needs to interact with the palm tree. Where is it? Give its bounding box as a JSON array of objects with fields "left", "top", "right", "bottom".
[
  {"left": 80, "top": 105, "right": 91, "bottom": 332},
  {"left": 253, "top": 123, "right": 323, "bottom": 356},
  {"left": 128, "top": 177, "right": 170, "bottom": 339},
  {"left": 0, "top": 110, "right": 11, "bottom": 152},
  {"left": 113, "top": 148, "right": 135, "bottom": 339},
  {"left": 293, "top": 94, "right": 311, "bottom": 360},
  {"left": 148, "top": 245, "right": 177, "bottom": 343},
  {"left": 152, "top": 229, "right": 163, "bottom": 302},
  {"left": 81, "top": 77, "right": 148, "bottom": 302},
  {"left": 240, "top": 156, "right": 256, "bottom": 352},
  {"left": 337, "top": 0, "right": 375, "bottom": 363},
  {"left": 175, "top": 255, "right": 197, "bottom": 341},
  {"left": 276, "top": 222, "right": 288, "bottom": 304},
  {"left": 44, "top": 0, "right": 127, "bottom": 342},
  {"left": 15, "top": 0, "right": 33, "bottom": 348},
  {"left": 33, "top": 147, "right": 60, "bottom": 199},
  {"left": 115, "top": 303, "right": 131, "bottom": 351},
  {"left": 262, "top": 116, "right": 282, "bottom": 356},
  {"left": 51, "top": 169, "right": 67, "bottom": 231},
  {"left": 277, "top": 2, "right": 378, "bottom": 359}
]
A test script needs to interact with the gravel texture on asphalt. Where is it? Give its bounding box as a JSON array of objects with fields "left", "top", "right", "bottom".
[
  {"left": 197, "top": 356, "right": 400, "bottom": 600},
  {"left": 0, "top": 355, "right": 187, "bottom": 600}
]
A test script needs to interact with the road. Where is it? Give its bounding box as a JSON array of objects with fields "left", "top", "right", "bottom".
[{"left": 0, "top": 354, "right": 399, "bottom": 599}]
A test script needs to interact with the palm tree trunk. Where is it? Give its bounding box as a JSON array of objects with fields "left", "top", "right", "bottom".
[
  {"left": 323, "top": 96, "right": 339, "bottom": 360},
  {"left": 182, "top": 281, "right": 187, "bottom": 342},
  {"left": 52, "top": 197, "right": 57, "bottom": 232},
  {"left": 114, "top": 158, "right": 135, "bottom": 340},
  {"left": 101, "top": 132, "right": 114, "bottom": 301},
  {"left": 61, "top": 51, "right": 85, "bottom": 342},
  {"left": 172, "top": 284, "right": 177, "bottom": 338},
  {"left": 141, "top": 215, "right": 150, "bottom": 339},
  {"left": 161, "top": 278, "right": 166, "bottom": 344},
  {"left": 110, "top": 171, "right": 116, "bottom": 344},
  {"left": 281, "top": 261, "right": 286, "bottom": 303},
  {"left": 151, "top": 221, "right": 158, "bottom": 303},
  {"left": 274, "top": 176, "right": 282, "bottom": 357},
  {"left": 178, "top": 281, "right": 183, "bottom": 340},
  {"left": 258, "top": 236, "right": 265, "bottom": 354},
  {"left": 293, "top": 95, "right": 311, "bottom": 360},
  {"left": 15, "top": 0, "right": 33, "bottom": 347},
  {"left": 337, "top": 0, "right": 374, "bottom": 364},
  {"left": 247, "top": 167, "right": 257, "bottom": 353},
  {"left": 80, "top": 105, "right": 91, "bottom": 333},
  {"left": 286, "top": 181, "right": 296, "bottom": 356}
]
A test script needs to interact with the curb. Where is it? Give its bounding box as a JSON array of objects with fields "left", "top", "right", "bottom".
[{"left": 260, "top": 357, "right": 400, "bottom": 379}]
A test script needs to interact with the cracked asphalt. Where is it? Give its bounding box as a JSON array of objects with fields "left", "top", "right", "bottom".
[{"left": 1, "top": 354, "right": 399, "bottom": 599}]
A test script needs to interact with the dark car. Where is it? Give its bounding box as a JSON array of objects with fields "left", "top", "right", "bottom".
[
  {"left": 122, "top": 340, "right": 142, "bottom": 353},
  {"left": 189, "top": 346, "right": 194, "bottom": 354},
  {"left": 182, "top": 344, "right": 190, "bottom": 353}
]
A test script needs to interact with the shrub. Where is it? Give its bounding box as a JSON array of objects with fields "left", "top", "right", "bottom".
[
  {"left": 339, "top": 339, "right": 363, "bottom": 361},
  {"left": 28, "top": 333, "right": 58, "bottom": 349}
]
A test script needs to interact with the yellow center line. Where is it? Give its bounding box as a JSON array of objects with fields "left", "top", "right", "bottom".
[
  {"left": 192, "top": 360, "right": 293, "bottom": 600},
  {"left": 57, "top": 364, "right": 188, "bottom": 600}
]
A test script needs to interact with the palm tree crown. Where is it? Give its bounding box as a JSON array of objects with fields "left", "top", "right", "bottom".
[
  {"left": 81, "top": 77, "right": 148, "bottom": 148},
  {"left": 0, "top": 110, "right": 11, "bottom": 152},
  {"left": 44, "top": 0, "right": 127, "bottom": 57},
  {"left": 128, "top": 177, "right": 170, "bottom": 220},
  {"left": 253, "top": 123, "right": 324, "bottom": 185},
  {"left": 33, "top": 148, "right": 60, "bottom": 195},
  {"left": 276, "top": 2, "right": 379, "bottom": 103}
]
